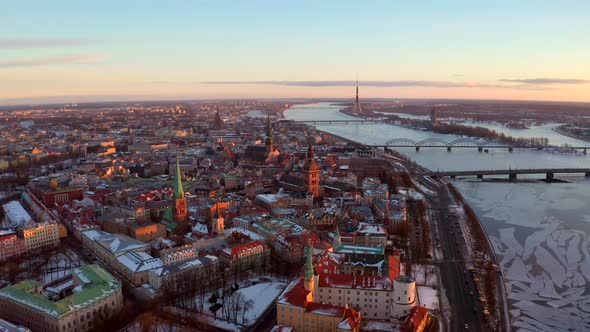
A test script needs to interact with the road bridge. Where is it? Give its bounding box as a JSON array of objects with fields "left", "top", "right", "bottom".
[{"left": 428, "top": 168, "right": 590, "bottom": 181}]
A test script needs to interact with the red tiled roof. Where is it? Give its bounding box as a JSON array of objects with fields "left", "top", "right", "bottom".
[
  {"left": 277, "top": 277, "right": 310, "bottom": 308},
  {"left": 340, "top": 307, "right": 362, "bottom": 330},
  {"left": 221, "top": 240, "right": 266, "bottom": 259},
  {"left": 388, "top": 255, "right": 401, "bottom": 281},
  {"left": 305, "top": 302, "right": 346, "bottom": 316},
  {"left": 403, "top": 306, "right": 429, "bottom": 331},
  {"left": 319, "top": 273, "right": 393, "bottom": 290}
]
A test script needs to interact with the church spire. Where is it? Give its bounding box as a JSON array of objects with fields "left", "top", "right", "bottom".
[
  {"left": 333, "top": 226, "right": 342, "bottom": 249},
  {"left": 265, "top": 113, "right": 273, "bottom": 152},
  {"left": 304, "top": 240, "right": 314, "bottom": 281},
  {"left": 174, "top": 155, "right": 185, "bottom": 200}
]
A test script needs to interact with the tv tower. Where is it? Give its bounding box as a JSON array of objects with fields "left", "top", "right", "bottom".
[{"left": 352, "top": 73, "right": 363, "bottom": 115}]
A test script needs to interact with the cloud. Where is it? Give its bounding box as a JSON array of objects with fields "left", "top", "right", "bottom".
[
  {"left": 0, "top": 38, "right": 98, "bottom": 49},
  {"left": 202, "top": 80, "right": 549, "bottom": 90},
  {"left": 499, "top": 78, "right": 589, "bottom": 85},
  {"left": 0, "top": 53, "right": 109, "bottom": 68}
]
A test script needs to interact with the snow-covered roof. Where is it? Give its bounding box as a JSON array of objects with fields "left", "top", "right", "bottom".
[
  {"left": 152, "top": 255, "right": 218, "bottom": 277},
  {"left": 83, "top": 229, "right": 149, "bottom": 255},
  {"left": 117, "top": 251, "right": 163, "bottom": 272},
  {"left": 0, "top": 265, "right": 120, "bottom": 318},
  {"left": 2, "top": 201, "right": 32, "bottom": 227}
]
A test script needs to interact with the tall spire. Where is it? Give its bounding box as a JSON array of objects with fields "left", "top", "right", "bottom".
[
  {"left": 333, "top": 226, "right": 342, "bottom": 249},
  {"left": 174, "top": 155, "right": 185, "bottom": 200},
  {"left": 304, "top": 240, "right": 314, "bottom": 281},
  {"left": 352, "top": 73, "right": 363, "bottom": 114},
  {"left": 265, "top": 112, "right": 273, "bottom": 152},
  {"left": 355, "top": 72, "right": 359, "bottom": 104}
]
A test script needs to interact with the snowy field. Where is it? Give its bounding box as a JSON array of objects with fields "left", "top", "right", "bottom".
[
  {"left": 184, "top": 276, "right": 288, "bottom": 331},
  {"left": 455, "top": 179, "right": 590, "bottom": 331},
  {"left": 410, "top": 264, "right": 438, "bottom": 287},
  {"left": 235, "top": 281, "right": 287, "bottom": 325},
  {"left": 418, "top": 285, "right": 439, "bottom": 311}
]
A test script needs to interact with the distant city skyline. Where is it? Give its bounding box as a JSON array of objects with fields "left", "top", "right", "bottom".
[{"left": 1, "top": 0, "right": 590, "bottom": 105}]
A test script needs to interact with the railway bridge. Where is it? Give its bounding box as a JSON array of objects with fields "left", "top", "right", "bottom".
[{"left": 428, "top": 168, "right": 590, "bottom": 181}]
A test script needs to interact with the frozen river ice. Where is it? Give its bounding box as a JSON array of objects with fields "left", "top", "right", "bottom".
[{"left": 455, "top": 180, "right": 590, "bottom": 331}]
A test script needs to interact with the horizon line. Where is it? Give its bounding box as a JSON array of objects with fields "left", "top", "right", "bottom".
[{"left": 2, "top": 95, "right": 590, "bottom": 108}]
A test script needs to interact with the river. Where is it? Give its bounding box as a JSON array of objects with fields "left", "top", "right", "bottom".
[{"left": 284, "top": 102, "right": 590, "bottom": 331}]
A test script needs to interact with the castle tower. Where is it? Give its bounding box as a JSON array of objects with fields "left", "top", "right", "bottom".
[
  {"left": 352, "top": 75, "right": 363, "bottom": 115},
  {"left": 173, "top": 155, "right": 188, "bottom": 225},
  {"left": 391, "top": 275, "right": 417, "bottom": 319},
  {"left": 302, "top": 145, "right": 320, "bottom": 198},
  {"left": 304, "top": 241, "right": 315, "bottom": 292},
  {"left": 265, "top": 113, "right": 274, "bottom": 153}
]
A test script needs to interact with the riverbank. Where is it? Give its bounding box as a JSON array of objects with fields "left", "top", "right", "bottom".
[{"left": 552, "top": 126, "right": 590, "bottom": 143}]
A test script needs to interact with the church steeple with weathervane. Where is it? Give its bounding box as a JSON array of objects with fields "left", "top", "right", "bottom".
[{"left": 173, "top": 155, "right": 188, "bottom": 225}]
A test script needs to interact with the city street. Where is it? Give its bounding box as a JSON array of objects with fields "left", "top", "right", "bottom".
[{"left": 430, "top": 182, "right": 489, "bottom": 331}]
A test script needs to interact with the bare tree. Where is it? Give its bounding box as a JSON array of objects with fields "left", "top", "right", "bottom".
[{"left": 241, "top": 299, "right": 254, "bottom": 324}]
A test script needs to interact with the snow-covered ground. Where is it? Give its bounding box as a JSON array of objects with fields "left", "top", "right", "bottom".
[
  {"left": 455, "top": 179, "right": 590, "bottom": 331},
  {"left": 182, "top": 276, "right": 288, "bottom": 331},
  {"left": 418, "top": 285, "right": 439, "bottom": 311},
  {"left": 411, "top": 264, "right": 438, "bottom": 287},
  {"left": 235, "top": 281, "right": 287, "bottom": 325}
]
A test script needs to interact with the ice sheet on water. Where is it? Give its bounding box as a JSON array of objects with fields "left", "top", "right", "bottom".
[
  {"left": 565, "top": 235, "right": 582, "bottom": 267},
  {"left": 509, "top": 308, "right": 520, "bottom": 318},
  {"left": 508, "top": 291, "right": 547, "bottom": 302},
  {"left": 454, "top": 180, "right": 590, "bottom": 331},
  {"left": 498, "top": 228, "right": 524, "bottom": 255},
  {"left": 533, "top": 246, "right": 567, "bottom": 290},
  {"left": 508, "top": 281, "right": 530, "bottom": 292},
  {"left": 546, "top": 287, "right": 585, "bottom": 308},
  {"left": 513, "top": 316, "right": 561, "bottom": 332},
  {"left": 504, "top": 256, "right": 530, "bottom": 283},
  {"left": 513, "top": 300, "right": 579, "bottom": 330},
  {"left": 538, "top": 272, "right": 561, "bottom": 300},
  {"left": 522, "top": 220, "right": 559, "bottom": 258}
]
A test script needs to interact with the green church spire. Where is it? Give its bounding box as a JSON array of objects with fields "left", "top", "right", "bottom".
[
  {"left": 174, "top": 155, "right": 185, "bottom": 200},
  {"left": 333, "top": 226, "right": 342, "bottom": 249},
  {"left": 304, "top": 240, "right": 314, "bottom": 280}
]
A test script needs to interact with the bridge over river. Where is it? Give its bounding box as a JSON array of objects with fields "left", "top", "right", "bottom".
[
  {"left": 428, "top": 168, "right": 590, "bottom": 181},
  {"left": 288, "top": 119, "right": 590, "bottom": 153},
  {"left": 370, "top": 138, "right": 590, "bottom": 153}
]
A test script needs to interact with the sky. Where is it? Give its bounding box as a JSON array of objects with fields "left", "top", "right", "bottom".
[{"left": 1, "top": 0, "right": 590, "bottom": 105}]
